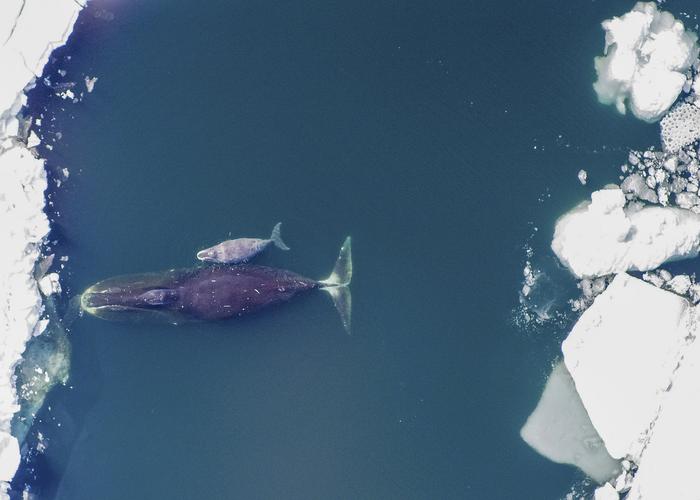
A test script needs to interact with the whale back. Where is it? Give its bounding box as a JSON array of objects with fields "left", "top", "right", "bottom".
[{"left": 81, "top": 265, "right": 318, "bottom": 324}]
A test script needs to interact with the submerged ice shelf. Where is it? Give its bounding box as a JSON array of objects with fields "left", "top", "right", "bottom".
[
  {"left": 520, "top": 361, "right": 620, "bottom": 483},
  {"left": 0, "top": 0, "right": 83, "bottom": 494}
]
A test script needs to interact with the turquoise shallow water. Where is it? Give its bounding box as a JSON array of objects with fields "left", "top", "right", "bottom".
[{"left": 11, "top": 0, "right": 700, "bottom": 498}]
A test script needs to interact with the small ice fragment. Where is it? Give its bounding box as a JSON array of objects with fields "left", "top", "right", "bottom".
[
  {"left": 38, "top": 273, "right": 61, "bottom": 297},
  {"left": 581, "top": 279, "right": 594, "bottom": 299},
  {"left": 643, "top": 271, "right": 666, "bottom": 288},
  {"left": 85, "top": 76, "right": 98, "bottom": 93},
  {"left": 684, "top": 78, "right": 693, "bottom": 94},
  {"left": 62, "top": 168, "right": 69, "bottom": 178},
  {"left": 663, "top": 156, "right": 678, "bottom": 173},
  {"left": 621, "top": 174, "right": 658, "bottom": 203},
  {"left": 676, "top": 192, "right": 700, "bottom": 209},
  {"left": 680, "top": 149, "right": 692, "bottom": 165},
  {"left": 578, "top": 169, "right": 588, "bottom": 185},
  {"left": 594, "top": 483, "right": 619, "bottom": 500},
  {"left": 33, "top": 319, "right": 49, "bottom": 337},
  {"left": 655, "top": 169, "right": 666, "bottom": 184},
  {"left": 592, "top": 277, "right": 607, "bottom": 295},
  {"left": 670, "top": 176, "right": 687, "bottom": 193},
  {"left": 27, "top": 132, "right": 40, "bottom": 148},
  {"left": 667, "top": 275, "right": 692, "bottom": 295}
]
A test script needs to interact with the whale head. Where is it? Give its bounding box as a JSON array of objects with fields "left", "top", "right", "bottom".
[{"left": 196, "top": 246, "right": 220, "bottom": 262}]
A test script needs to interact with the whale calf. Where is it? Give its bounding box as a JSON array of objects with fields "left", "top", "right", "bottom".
[
  {"left": 196, "top": 222, "right": 289, "bottom": 264},
  {"left": 81, "top": 237, "right": 352, "bottom": 332}
]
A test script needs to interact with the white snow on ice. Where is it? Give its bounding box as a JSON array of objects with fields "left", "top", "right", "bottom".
[
  {"left": 626, "top": 327, "right": 700, "bottom": 500},
  {"left": 593, "top": 2, "right": 698, "bottom": 122},
  {"left": 551, "top": 187, "right": 700, "bottom": 278}
]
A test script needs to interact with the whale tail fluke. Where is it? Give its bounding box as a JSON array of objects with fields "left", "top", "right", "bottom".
[
  {"left": 270, "top": 222, "right": 290, "bottom": 251},
  {"left": 320, "top": 236, "right": 352, "bottom": 334}
]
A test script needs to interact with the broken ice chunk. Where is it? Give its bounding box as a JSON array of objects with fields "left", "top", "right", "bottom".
[
  {"left": 27, "top": 132, "right": 40, "bottom": 149},
  {"left": 552, "top": 188, "right": 700, "bottom": 278},
  {"left": 562, "top": 274, "right": 692, "bottom": 461},
  {"left": 676, "top": 192, "right": 700, "bottom": 209},
  {"left": 84, "top": 76, "right": 98, "bottom": 93},
  {"left": 578, "top": 169, "right": 588, "bottom": 185},
  {"left": 667, "top": 274, "right": 692, "bottom": 295},
  {"left": 663, "top": 156, "right": 678, "bottom": 173},
  {"left": 621, "top": 174, "right": 658, "bottom": 203},
  {"left": 594, "top": 483, "right": 619, "bottom": 500},
  {"left": 593, "top": 3, "right": 699, "bottom": 122},
  {"left": 37, "top": 273, "right": 61, "bottom": 297}
]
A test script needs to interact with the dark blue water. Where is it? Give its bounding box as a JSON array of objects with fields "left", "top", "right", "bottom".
[{"left": 12, "top": 0, "right": 699, "bottom": 498}]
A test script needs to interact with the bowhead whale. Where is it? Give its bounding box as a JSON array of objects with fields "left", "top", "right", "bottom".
[
  {"left": 196, "top": 222, "right": 289, "bottom": 264},
  {"left": 81, "top": 237, "right": 352, "bottom": 332}
]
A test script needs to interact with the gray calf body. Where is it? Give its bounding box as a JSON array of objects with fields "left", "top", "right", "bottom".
[{"left": 197, "top": 222, "right": 289, "bottom": 264}]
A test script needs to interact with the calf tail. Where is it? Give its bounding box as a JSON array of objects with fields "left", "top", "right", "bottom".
[{"left": 270, "top": 222, "right": 290, "bottom": 251}]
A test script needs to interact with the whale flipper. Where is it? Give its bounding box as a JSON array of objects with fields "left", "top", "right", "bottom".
[{"left": 320, "top": 236, "right": 352, "bottom": 334}]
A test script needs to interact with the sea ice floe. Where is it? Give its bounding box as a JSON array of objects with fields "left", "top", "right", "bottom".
[
  {"left": 593, "top": 2, "right": 699, "bottom": 122},
  {"left": 562, "top": 273, "right": 694, "bottom": 461},
  {"left": 0, "top": 433, "right": 18, "bottom": 487},
  {"left": 0, "top": 0, "right": 84, "bottom": 132},
  {"left": 552, "top": 187, "right": 700, "bottom": 278},
  {"left": 625, "top": 329, "right": 700, "bottom": 500},
  {"left": 0, "top": 145, "right": 48, "bottom": 484},
  {"left": 520, "top": 361, "right": 621, "bottom": 483},
  {"left": 594, "top": 483, "right": 619, "bottom": 500},
  {"left": 0, "top": 0, "right": 83, "bottom": 491},
  {"left": 620, "top": 173, "right": 658, "bottom": 203}
]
